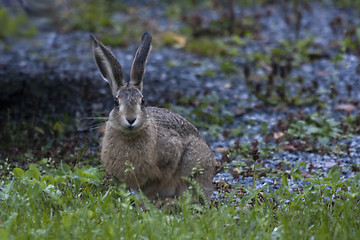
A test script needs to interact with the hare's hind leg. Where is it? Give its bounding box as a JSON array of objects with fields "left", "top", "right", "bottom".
[{"left": 178, "top": 143, "right": 215, "bottom": 202}]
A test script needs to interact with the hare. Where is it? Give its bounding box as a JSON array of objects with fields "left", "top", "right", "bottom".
[{"left": 91, "top": 32, "right": 214, "bottom": 201}]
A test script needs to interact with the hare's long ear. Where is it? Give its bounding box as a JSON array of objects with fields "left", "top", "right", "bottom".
[
  {"left": 91, "top": 35, "right": 124, "bottom": 96},
  {"left": 130, "top": 32, "right": 152, "bottom": 92}
]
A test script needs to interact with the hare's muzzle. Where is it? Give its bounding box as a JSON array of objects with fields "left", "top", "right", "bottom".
[{"left": 126, "top": 117, "right": 137, "bottom": 125}]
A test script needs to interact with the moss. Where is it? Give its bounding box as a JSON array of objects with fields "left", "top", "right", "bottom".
[
  {"left": 185, "top": 37, "right": 236, "bottom": 57},
  {"left": 0, "top": 5, "right": 36, "bottom": 40}
]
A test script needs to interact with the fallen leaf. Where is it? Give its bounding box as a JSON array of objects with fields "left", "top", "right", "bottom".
[
  {"left": 259, "top": 60, "right": 272, "bottom": 72},
  {"left": 214, "top": 147, "right": 229, "bottom": 153},
  {"left": 158, "top": 31, "right": 187, "bottom": 48},
  {"left": 274, "top": 179, "right": 281, "bottom": 185},
  {"left": 281, "top": 144, "right": 297, "bottom": 151},
  {"left": 274, "top": 132, "right": 284, "bottom": 140},
  {"left": 234, "top": 107, "right": 245, "bottom": 116},
  {"left": 191, "top": 99, "right": 201, "bottom": 107},
  {"left": 325, "top": 162, "right": 337, "bottom": 168},
  {"left": 317, "top": 71, "right": 328, "bottom": 76},
  {"left": 334, "top": 104, "right": 356, "bottom": 113},
  {"left": 223, "top": 83, "right": 232, "bottom": 89},
  {"left": 301, "top": 172, "right": 313, "bottom": 178},
  {"left": 309, "top": 163, "right": 321, "bottom": 168}
]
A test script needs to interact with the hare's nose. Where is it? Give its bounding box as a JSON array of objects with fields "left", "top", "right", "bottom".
[{"left": 126, "top": 117, "right": 137, "bottom": 125}]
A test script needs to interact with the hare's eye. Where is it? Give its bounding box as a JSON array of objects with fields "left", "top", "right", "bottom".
[
  {"left": 141, "top": 98, "right": 145, "bottom": 105},
  {"left": 114, "top": 98, "right": 119, "bottom": 107}
]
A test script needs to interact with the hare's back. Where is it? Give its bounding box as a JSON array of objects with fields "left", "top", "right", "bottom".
[{"left": 146, "top": 107, "right": 202, "bottom": 138}]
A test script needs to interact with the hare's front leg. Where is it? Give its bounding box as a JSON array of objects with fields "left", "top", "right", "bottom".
[{"left": 140, "top": 178, "right": 162, "bottom": 200}]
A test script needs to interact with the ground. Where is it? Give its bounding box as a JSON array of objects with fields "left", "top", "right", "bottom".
[{"left": 0, "top": 1, "right": 360, "bottom": 238}]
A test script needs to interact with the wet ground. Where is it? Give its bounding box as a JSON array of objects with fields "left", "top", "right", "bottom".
[{"left": 1, "top": 1, "right": 360, "bottom": 195}]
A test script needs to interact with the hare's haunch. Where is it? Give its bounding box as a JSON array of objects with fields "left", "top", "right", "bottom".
[{"left": 91, "top": 32, "right": 215, "bottom": 201}]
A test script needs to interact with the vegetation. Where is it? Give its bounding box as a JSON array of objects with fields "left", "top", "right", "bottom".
[
  {"left": 1, "top": 109, "right": 360, "bottom": 239},
  {"left": 2, "top": 0, "right": 360, "bottom": 239},
  {"left": 1, "top": 161, "right": 359, "bottom": 239},
  {"left": 0, "top": 3, "right": 36, "bottom": 40}
]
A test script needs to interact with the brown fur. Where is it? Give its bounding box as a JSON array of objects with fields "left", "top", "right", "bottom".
[{"left": 91, "top": 32, "right": 215, "bottom": 201}]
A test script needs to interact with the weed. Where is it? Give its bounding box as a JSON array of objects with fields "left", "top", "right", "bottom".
[
  {"left": 185, "top": 37, "right": 237, "bottom": 57},
  {"left": 267, "top": 112, "right": 356, "bottom": 154},
  {"left": 1, "top": 163, "right": 360, "bottom": 239},
  {"left": 0, "top": 115, "right": 99, "bottom": 169},
  {"left": 62, "top": 0, "right": 146, "bottom": 47},
  {"left": 244, "top": 64, "right": 322, "bottom": 107},
  {"left": 220, "top": 60, "right": 238, "bottom": 75},
  {"left": 345, "top": 113, "right": 360, "bottom": 134},
  {"left": 287, "top": 114, "right": 342, "bottom": 145},
  {"left": 0, "top": 4, "right": 36, "bottom": 40},
  {"left": 332, "top": 0, "right": 360, "bottom": 11}
]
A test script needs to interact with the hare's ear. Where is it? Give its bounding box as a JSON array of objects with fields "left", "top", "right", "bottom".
[
  {"left": 130, "top": 32, "right": 152, "bottom": 92},
  {"left": 91, "top": 35, "right": 124, "bottom": 96}
]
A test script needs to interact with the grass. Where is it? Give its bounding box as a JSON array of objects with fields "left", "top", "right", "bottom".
[
  {"left": 1, "top": 115, "right": 359, "bottom": 239},
  {"left": 0, "top": 112, "right": 359, "bottom": 239},
  {"left": 2, "top": 0, "right": 360, "bottom": 238},
  {"left": 0, "top": 3, "right": 36, "bottom": 40},
  {"left": 1, "top": 163, "right": 359, "bottom": 239}
]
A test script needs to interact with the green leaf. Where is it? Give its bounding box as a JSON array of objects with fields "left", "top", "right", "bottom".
[
  {"left": 34, "top": 126, "right": 45, "bottom": 135},
  {"left": 60, "top": 163, "right": 71, "bottom": 174},
  {"left": 0, "top": 228, "right": 8, "bottom": 239},
  {"left": 282, "top": 173, "right": 289, "bottom": 187},
  {"left": 24, "top": 165, "right": 41, "bottom": 180},
  {"left": 13, "top": 168, "right": 24, "bottom": 179},
  {"left": 328, "top": 166, "right": 341, "bottom": 184},
  {"left": 291, "top": 173, "right": 302, "bottom": 180},
  {"left": 41, "top": 175, "right": 55, "bottom": 185},
  {"left": 44, "top": 185, "right": 62, "bottom": 200},
  {"left": 53, "top": 122, "right": 63, "bottom": 133},
  {"left": 306, "top": 126, "right": 320, "bottom": 135},
  {"left": 318, "top": 137, "right": 330, "bottom": 145},
  {"left": 291, "top": 162, "right": 306, "bottom": 174},
  {"left": 304, "top": 178, "right": 318, "bottom": 184}
]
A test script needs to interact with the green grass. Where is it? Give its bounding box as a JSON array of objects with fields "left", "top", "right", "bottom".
[
  {"left": 0, "top": 4, "right": 36, "bottom": 40},
  {"left": 2, "top": 1, "right": 360, "bottom": 238},
  {"left": 1, "top": 162, "right": 359, "bottom": 239}
]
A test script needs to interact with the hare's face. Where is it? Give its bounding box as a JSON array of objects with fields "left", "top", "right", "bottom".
[
  {"left": 91, "top": 32, "right": 152, "bottom": 132},
  {"left": 109, "top": 87, "right": 145, "bottom": 131}
]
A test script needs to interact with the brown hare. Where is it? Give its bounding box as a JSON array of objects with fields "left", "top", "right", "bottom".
[{"left": 91, "top": 32, "right": 214, "bottom": 201}]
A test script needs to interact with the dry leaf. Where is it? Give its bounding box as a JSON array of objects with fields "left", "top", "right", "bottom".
[
  {"left": 317, "top": 71, "right": 328, "bottom": 76},
  {"left": 223, "top": 83, "right": 232, "bottom": 89},
  {"left": 234, "top": 107, "right": 245, "bottom": 116},
  {"left": 214, "top": 147, "right": 229, "bottom": 153},
  {"left": 301, "top": 172, "right": 313, "bottom": 178},
  {"left": 325, "top": 162, "right": 337, "bottom": 168},
  {"left": 282, "top": 144, "right": 297, "bottom": 151},
  {"left": 259, "top": 60, "right": 272, "bottom": 72},
  {"left": 334, "top": 104, "right": 356, "bottom": 113},
  {"left": 274, "top": 179, "right": 281, "bottom": 185},
  {"left": 273, "top": 132, "right": 284, "bottom": 140},
  {"left": 158, "top": 31, "right": 187, "bottom": 48}
]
